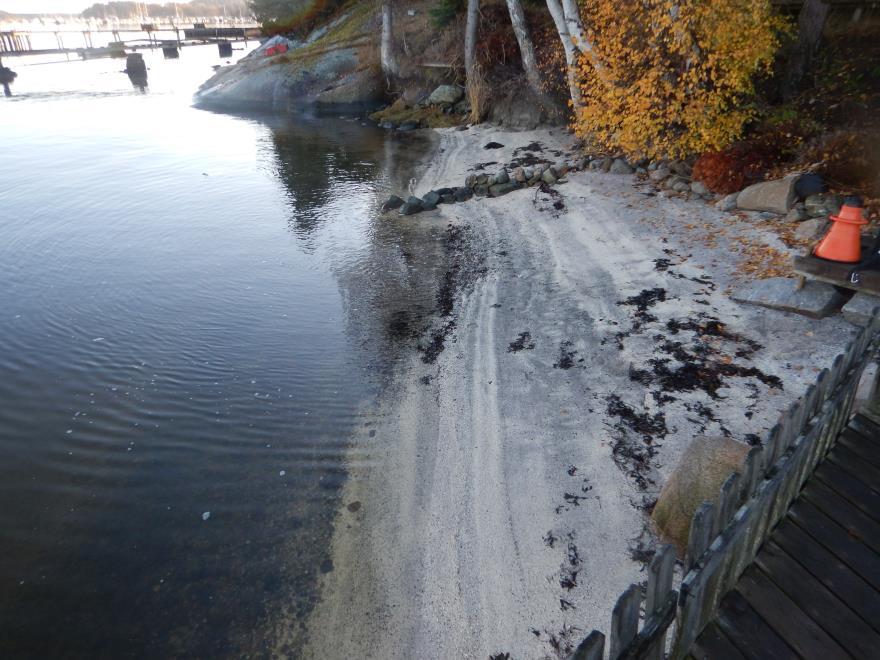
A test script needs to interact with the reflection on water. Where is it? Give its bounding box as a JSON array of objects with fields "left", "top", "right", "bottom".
[{"left": 0, "top": 46, "right": 438, "bottom": 657}]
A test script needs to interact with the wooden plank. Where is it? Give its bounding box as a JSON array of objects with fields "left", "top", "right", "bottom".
[
  {"left": 686, "top": 502, "right": 715, "bottom": 573},
  {"left": 610, "top": 584, "right": 640, "bottom": 660},
  {"left": 691, "top": 621, "right": 747, "bottom": 660},
  {"left": 850, "top": 413, "right": 880, "bottom": 443},
  {"left": 801, "top": 478, "right": 880, "bottom": 553},
  {"left": 813, "top": 460, "right": 880, "bottom": 524},
  {"left": 755, "top": 540, "right": 880, "bottom": 657},
  {"left": 714, "top": 590, "right": 797, "bottom": 660},
  {"left": 773, "top": 518, "right": 880, "bottom": 633},
  {"left": 788, "top": 499, "right": 880, "bottom": 591},
  {"left": 826, "top": 442, "right": 880, "bottom": 491},
  {"left": 839, "top": 427, "right": 880, "bottom": 468},
  {"left": 736, "top": 566, "right": 850, "bottom": 659},
  {"left": 572, "top": 630, "right": 604, "bottom": 660},
  {"left": 644, "top": 545, "right": 676, "bottom": 660}
]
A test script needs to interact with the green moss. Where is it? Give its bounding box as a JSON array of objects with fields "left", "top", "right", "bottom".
[{"left": 369, "top": 104, "right": 466, "bottom": 129}]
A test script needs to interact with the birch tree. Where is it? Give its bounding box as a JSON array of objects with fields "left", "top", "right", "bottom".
[
  {"left": 465, "top": 0, "right": 479, "bottom": 80},
  {"left": 381, "top": 1, "right": 399, "bottom": 79},
  {"left": 504, "top": 0, "right": 543, "bottom": 96},
  {"left": 544, "top": 0, "right": 593, "bottom": 112}
]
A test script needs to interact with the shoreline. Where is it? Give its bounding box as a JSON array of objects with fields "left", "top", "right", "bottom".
[{"left": 299, "top": 125, "right": 853, "bottom": 659}]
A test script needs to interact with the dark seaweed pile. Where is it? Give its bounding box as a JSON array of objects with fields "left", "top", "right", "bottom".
[{"left": 508, "top": 331, "right": 536, "bottom": 353}]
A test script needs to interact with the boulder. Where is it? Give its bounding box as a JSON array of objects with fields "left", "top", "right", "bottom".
[
  {"left": 493, "top": 169, "right": 510, "bottom": 185},
  {"left": 784, "top": 204, "right": 808, "bottom": 222},
  {"left": 381, "top": 195, "right": 404, "bottom": 212},
  {"left": 842, "top": 292, "right": 880, "bottom": 327},
  {"left": 512, "top": 167, "right": 526, "bottom": 183},
  {"left": 489, "top": 182, "right": 519, "bottom": 197},
  {"left": 440, "top": 194, "right": 455, "bottom": 204},
  {"left": 555, "top": 163, "right": 569, "bottom": 178},
  {"left": 474, "top": 184, "right": 489, "bottom": 197},
  {"left": 736, "top": 175, "right": 799, "bottom": 214},
  {"left": 522, "top": 167, "right": 534, "bottom": 181},
  {"left": 610, "top": 158, "right": 634, "bottom": 175},
  {"left": 454, "top": 187, "right": 473, "bottom": 202},
  {"left": 673, "top": 180, "right": 691, "bottom": 193},
  {"left": 541, "top": 169, "right": 558, "bottom": 185},
  {"left": 731, "top": 277, "right": 846, "bottom": 319},
  {"left": 427, "top": 84, "right": 463, "bottom": 106},
  {"left": 804, "top": 193, "right": 844, "bottom": 218},
  {"left": 793, "top": 218, "right": 829, "bottom": 242},
  {"left": 465, "top": 174, "right": 477, "bottom": 188},
  {"left": 475, "top": 174, "right": 490, "bottom": 186},
  {"left": 599, "top": 157, "right": 613, "bottom": 173},
  {"left": 649, "top": 166, "right": 672, "bottom": 183},
  {"left": 795, "top": 173, "right": 825, "bottom": 199},
  {"left": 664, "top": 175, "right": 687, "bottom": 190},
  {"left": 399, "top": 201, "right": 423, "bottom": 216},
  {"left": 670, "top": 160, "right": 692, "bottom": 177},
  {"left": 422, "top": 191, "right": 441, "bottom": 207},
  {"left": 691, "top": 181, "right": 710, "bottom": 196},
  {"left": 652, "top": 436, "right": 750, "bottom": 552},
  {"left": 716, "top": 192, "right": 739, "bottom": 212}
]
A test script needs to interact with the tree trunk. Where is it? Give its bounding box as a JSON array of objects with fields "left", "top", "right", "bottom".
[
  {"left": 545, "top": 0, "right": 584, "bottom": 112},
  {"left": 465, "top": 0, "right": 479, "bottom": 79},
  {"left": 782, "top": 0, "right": 830, "bottom": 100},
  {"left": 381, "top": 1, "right": 398, "bottom": 79},
  {"left": 504, "top": 0, "right": 543, "bottom": 96}
]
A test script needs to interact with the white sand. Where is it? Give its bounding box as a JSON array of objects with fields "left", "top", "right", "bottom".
[{"left": 302, "top": 126, "right": 852, "bottom": 659}]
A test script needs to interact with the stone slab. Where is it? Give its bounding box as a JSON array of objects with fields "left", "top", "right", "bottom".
[
  {"left": 736, "top": 175, "right": 799, "bottom": 214},
  {"left": 842, "top": 292, "right": 880, "bottom": 327},
  {"left": 731, "top": 277, "right": 845, "bottom": 319}
]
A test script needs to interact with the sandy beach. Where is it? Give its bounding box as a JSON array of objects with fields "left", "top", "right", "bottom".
[{"left": 302, "top": 125, "right": 853, "bottom": 660}]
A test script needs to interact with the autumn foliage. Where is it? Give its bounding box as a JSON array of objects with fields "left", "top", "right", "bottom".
[{"left": 573, "top": 0, "right": 785, "bottom": 159}]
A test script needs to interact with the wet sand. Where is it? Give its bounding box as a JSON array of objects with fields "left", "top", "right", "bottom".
[{"left": 302, "top": 126, "right": 853, "bottom": 659}]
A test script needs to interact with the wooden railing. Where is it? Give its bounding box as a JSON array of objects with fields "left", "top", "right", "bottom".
[{"left": 572, "top": 312, "right": 880, "bottom": 659}]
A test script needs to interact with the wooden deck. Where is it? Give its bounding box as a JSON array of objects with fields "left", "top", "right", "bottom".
[{"left": 690, "top": 413, "right": 880, "bottom": 660}]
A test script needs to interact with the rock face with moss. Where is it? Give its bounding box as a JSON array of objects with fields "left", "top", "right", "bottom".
[{"left": 195, "top": 8, "right": 383, "bottom": 113}]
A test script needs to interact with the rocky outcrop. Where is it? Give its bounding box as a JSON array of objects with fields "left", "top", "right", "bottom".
[{"left": 195, "top": 10, "right": 383, "bottom": 114}]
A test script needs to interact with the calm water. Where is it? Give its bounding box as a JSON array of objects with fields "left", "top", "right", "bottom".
[{"left": 0, "top": 46, "right": 437, "bottom": 657}]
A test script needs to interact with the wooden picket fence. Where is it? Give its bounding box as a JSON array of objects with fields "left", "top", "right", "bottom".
[{"left": 572, "top": 312, "right": 880, "bottom": 660}]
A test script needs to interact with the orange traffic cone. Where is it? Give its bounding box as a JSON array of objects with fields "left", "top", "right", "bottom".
[{"left": 813, "top": 205, "right": 867, "bottom": 263}]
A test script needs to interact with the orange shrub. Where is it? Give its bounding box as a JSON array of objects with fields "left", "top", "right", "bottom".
[{"left": 574, "top": 0, "right": 787, "bottom": 160}]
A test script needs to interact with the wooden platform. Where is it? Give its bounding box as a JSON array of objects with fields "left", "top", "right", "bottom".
[
  {"left": 793, "top": 252, "right": 880, "bottom": 295},
  {"left": 690, "top": 413, "right": 880, "bottom": 660}
]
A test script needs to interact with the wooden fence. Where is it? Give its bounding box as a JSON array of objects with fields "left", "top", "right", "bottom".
[{"left": 572, "top": 312, "right": 880, "bottom": 659}]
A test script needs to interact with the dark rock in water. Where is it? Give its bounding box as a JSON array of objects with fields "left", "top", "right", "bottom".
[
  {"left": 474, "top": 184, "right": 489, "bottom": 197},
  {"left": 484, "top": 142, "right": 505, "bottom": 150},
  {"left": 489, "top": 182, "right": 519, "bottom": 197},
  {"left": 407, "top": 196, "right": 423, "bottom": 206},
  {"left": 422, "top": 191, "right": 441, "bottom": 207},
  {"left": 398, "top": 121, "right": 420, "bottom": 131},
  {"left": 440, "top": 194, "right": 455, "bottom": 204},
  {"left": 399, "top": 201, "right": 423, "bottom": 216},
  {"left": 454, "top": 187, "right": 473, "bottom": 202},
  {"left": 795, "top": 173, "right": 825, "bottom": 199},
  {"left": 435, "top": 187, "right": 454, "bottom": 196},
  {"left": 381, "top": 195, "right": 404, "bottom": 212}
]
